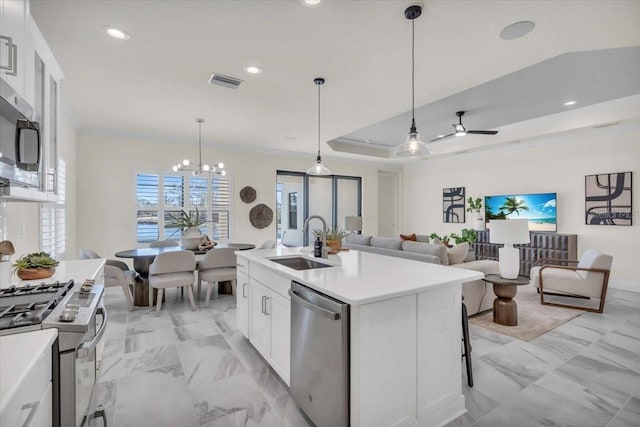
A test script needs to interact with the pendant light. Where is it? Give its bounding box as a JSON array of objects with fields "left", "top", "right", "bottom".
[
  {"left": 307, "top": 77, "right": 331, "bottom": 175},
  {"left": 172, "top": 118, "right": 226, "bottom": 176},
  {"left": 393, "top": 5, "right": 432, "bottom": 158}
]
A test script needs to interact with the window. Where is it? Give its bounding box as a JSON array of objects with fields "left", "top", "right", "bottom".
[
  {"left": 41, "top": 159, "right": 66, "bottom": 258},
  {"left": 135, "top": 172, "right": 232, "bottom": 243}
]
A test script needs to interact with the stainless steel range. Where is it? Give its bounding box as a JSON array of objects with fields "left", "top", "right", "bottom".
[{"left": 0, "top": 279, "right": 108, "bottom": 427}]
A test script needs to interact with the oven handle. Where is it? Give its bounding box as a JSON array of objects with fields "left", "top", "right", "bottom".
[{"left": 77, "top": 304, "right": 108, "bottom": 358}]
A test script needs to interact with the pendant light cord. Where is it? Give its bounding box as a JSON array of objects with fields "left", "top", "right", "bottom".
[
  {"left": 198, "top": 120, "right": 202, "bottom": 167},
  {"left": 317, "top": 81, "right": 321, "bottom": 158},
  {"left": 410, "top": 17, "right": 416, "bottom": 133}
]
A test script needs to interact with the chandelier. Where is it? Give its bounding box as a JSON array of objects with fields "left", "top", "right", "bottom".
[{"left": 172, "top": 118, "right": 226, "bottom": 176}]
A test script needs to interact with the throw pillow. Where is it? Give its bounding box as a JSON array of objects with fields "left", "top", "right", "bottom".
[
  {"left": 447, "top": 242, "right": 469, "bottom": 265},
  {"left": 400, "top": 233, "right": 417, "bottom": 241},
  {"left": 431, "top": 237, "right": 443, "bottom": 246}
]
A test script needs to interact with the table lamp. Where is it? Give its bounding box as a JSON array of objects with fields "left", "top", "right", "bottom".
[
  {"left": 489, "top": 219, "right": 530, "bottom": 279},
  {"left": 344, "top": 216, "right": 363, "bottom": 234}
]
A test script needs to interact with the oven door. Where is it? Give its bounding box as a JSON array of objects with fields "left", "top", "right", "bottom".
[{"left": 76, "top": 304, "right": 108, "bottom": 427}]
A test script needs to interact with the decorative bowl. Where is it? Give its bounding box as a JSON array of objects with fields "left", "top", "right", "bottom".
[{"left": 17, "top": 267, "right": 56, "bottom": 280}]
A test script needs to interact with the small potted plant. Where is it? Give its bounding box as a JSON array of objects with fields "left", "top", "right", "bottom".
[
  {"left": 313, "top": 228, "right": 348, "bottom": 254},
  {"left": 13, "top": 251, "right": 60, "bottom": 280},
  {"left": 429, "top": 232, "right": 451, "bottom": 246},
  {"left": 165, "top": 208, "right": 206, "bottom": 250},
  {"left": 449, "top": 228, "right": 477, "bottom": 245},
  {"left": 466, "top": 197, "right": 485, "bottom": 231}
]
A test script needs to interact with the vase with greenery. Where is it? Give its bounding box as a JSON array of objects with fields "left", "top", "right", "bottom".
[
  {"left": 449, "top": 228, "right": 477, "bottom": 245},
  {"left": 165, "top": 208, "right": 205, "bottom": 250},
  {"left": 13, "top": 251, "right": 60, "bottom": 280},
  {"left": 466, "top": 197, "right": 485, "bottom": 231},
  {"left": 313, "top": 228, "right": 348, "bottom": 253},
  {"left": 429, "top": 232, "right": 451, "bottom": 246}
]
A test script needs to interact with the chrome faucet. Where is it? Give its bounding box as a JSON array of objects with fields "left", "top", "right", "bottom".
[{"left": 303, "top": 215, "right": 328, "bottom": 258}]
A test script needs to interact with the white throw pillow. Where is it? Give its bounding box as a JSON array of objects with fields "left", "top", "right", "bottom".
[{"left": 447, "top": 242, "right": 469, "bottom": 265}]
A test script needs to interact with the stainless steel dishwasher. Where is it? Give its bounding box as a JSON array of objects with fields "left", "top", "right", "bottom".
[{"left": 289, "top": 281, "right": 350, "bottom": 427}]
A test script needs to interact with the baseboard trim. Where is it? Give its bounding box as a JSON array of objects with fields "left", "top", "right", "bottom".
[{"left": 610, "top": 279, "right": 639, "bottom": 293}]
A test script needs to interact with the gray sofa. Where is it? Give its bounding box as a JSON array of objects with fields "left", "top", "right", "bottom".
[{"left": 343, "top": 234, "right": 498, "bottom": 316}]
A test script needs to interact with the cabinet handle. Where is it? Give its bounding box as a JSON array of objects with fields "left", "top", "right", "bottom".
[
  {"left": 264, "top": 296, "right": 270, "bottom": 315},
  {"left": 7, "top": 43, "right": 17, "bottom": 76},
  {"left": 0, "top": 36, "right": 15, "bottom": 73},
  {"left": 242, "top": 282, "right": 248, "bottom": 298},
  {"left": 21, "top": 401, "right": 40, "bottom": 426},
  {"left": 237, "top": 263, "right": 245, "bottom": 268},
  {"left": 261, "top": 295, "right": 266, "bottom": 314}
]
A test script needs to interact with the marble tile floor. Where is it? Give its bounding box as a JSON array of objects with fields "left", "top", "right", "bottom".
[{"left": 95, "top": 286, "right": 640, "bottom": 427}]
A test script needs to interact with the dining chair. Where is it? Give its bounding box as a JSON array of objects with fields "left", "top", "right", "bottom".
[
  {"left": 104, "top": 264, "right": 136, "bottom": 310},
  {"left": 148, "top": 251, "right": 196, "bottom": 313},
  {"left": 197, "top": 248, "right": 237, "bottom": 307},
  {"left": 149, "top": 240, "right": 180, "bottom": 248},
  {"left": 79, "top": 248, "right": 101, "bottom": 259},
  {"left": 258, "top": 240, "right": 276, "bottom": 249}
]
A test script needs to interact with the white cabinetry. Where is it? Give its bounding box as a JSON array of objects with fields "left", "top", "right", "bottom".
[
  {"left": 0, "top": 0, "right": 27, "bottom": 97},
  {"left": 0, "top": 329, "right": 58, "bottom": 427},
  {"left": 247, "top": 262, "right": 291, "bottom": 385},
  {"left": 236, "top": 270, "right": 250, "bottom": 337}
]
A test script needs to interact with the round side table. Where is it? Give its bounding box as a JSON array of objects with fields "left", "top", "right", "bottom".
[{"left": 483, "top": 274, "right": 530, "bottom": 326}]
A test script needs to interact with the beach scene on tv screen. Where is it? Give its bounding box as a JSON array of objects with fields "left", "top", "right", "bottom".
[{"left": 485, "top": 193, "right": 557, "bottom": 232}]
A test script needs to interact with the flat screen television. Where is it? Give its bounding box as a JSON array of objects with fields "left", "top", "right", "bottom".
[{"left": 485, "top": 193, "right": 557, "bottom": 232}]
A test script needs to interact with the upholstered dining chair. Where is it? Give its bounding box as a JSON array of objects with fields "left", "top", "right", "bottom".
[
  {"left": 149, "top": 240, "right": 180, "bottom": 248},
  {"left": 258, "top": 240, "right": 276, "bottom": 249},
  {"left": 104, "top": 264, "right": 136, "bottom": 310},
  {"left": 79, "top": 248, "right": 101, "bottom": 259},
  {"left": 197, "top": 248, "right": 237, "bottom": 307},
  {"left": 148, "top": 251, "right": 196, "bottom": 313},
  {"left": 530, "top": 248, "right": 613, "bottom": 313}
]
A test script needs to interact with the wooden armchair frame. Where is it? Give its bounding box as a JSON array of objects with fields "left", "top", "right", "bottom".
[{"left": 538, "top": 262, "right": 610, "bottom": 313}]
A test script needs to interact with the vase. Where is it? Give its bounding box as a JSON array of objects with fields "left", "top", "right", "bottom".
[
  {"left": 181, "top": 227, "right": 202, "bottom": 250},
  {"left": 17, "top": 267, "right": 56, "bottom": 280},
  {"left": 326, "top": 240, "right": 342, "bottom": 254},
  {"left": 473, "top": 213, "right": 485, "bottom": 231}
]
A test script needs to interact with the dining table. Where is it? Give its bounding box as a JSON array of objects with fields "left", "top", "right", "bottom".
[{"left": 115, "top": 243, "right": 256, "bottom": 306}]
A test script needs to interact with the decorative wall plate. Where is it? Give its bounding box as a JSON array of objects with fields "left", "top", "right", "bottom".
[
  {"left": 240, "top": 186, "right": 257, "bottom": 204},
  {"left": 250, "top": 204, "right": 273, "bottom": 229}
]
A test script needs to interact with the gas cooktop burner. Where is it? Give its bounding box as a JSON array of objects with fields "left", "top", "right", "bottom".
[{"left": 0, "top": 280, "right": 75, "bottom": 331}]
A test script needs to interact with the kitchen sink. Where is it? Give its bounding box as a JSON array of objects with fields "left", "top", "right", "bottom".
[{"left": 268, "top": 256, "right": 333, "bottom": 271}]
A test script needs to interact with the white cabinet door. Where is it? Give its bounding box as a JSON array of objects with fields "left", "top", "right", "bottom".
[
  {"left": 236, "top": 271, "right": 250, "bottom": 337},
  {"left": 250, "top": 279, "right": 271, "bottom": 359},
  {"left": 269, "top": 291, "right": 290, "bottom": 385},
  {"left": 0, "top": 0, "right": 27, "bottom": 96}
]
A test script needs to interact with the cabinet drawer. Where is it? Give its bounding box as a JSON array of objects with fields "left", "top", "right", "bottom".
[
  {"left": 236, "top": 257, "right": 250, "bottom": 276},
  {"left": 0, "top": 344, "right": 52, "bottom": 427},
  {"left": 251, "top": 263, "right": 291, "bottom": 299}
]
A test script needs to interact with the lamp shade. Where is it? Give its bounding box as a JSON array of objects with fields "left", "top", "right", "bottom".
[
  {"left": 489, "top": 219, "right": 530, "bottom": 245},
  {"left": 344, "top": 216, "right": 363, "bottom": 232}
]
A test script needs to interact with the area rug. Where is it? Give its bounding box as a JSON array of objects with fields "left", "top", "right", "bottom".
[{"left": 469, "top": 285, "right": 582, "bottom": 342}]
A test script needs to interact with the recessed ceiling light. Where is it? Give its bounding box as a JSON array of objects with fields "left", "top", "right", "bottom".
[
  {"left": 302, "top": 0, "right": 321, "bottom": 7},
  {"left": 104, "top": 26, "right": 130, "bottom": 40},
  {"left": 243, "top": 66, "right": 262, "bottom": 75},
  {"left": 499, "top": 21, "right": 535, "bottom": 40},
  {"left": 563, "top": 100, "right": 577, "bottom": 106},
  {"left": 437, "top": 134, "right": 445, "bottom": 138}
]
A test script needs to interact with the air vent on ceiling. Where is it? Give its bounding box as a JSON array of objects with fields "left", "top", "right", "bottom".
[{"left": 208, "top": 73, "right": 243, "bottom": 89}]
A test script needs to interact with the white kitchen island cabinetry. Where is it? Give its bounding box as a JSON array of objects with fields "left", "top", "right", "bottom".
[{"left": 236, "top": 248, "right": 483, "bottom": 427}]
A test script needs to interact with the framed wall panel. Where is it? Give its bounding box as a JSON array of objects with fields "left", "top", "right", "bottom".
[
  {"left": 585, "top": 171, "right": 632, "bottom": 225},
  {"left": 443, "top": 187, "right": 465, "bottom": 223}
]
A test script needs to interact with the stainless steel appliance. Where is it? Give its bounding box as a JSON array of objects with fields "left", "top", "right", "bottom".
[
  {"left": 289, "top": 281, "right": 349, "bottom": 427},
  {"left": 0, "top": 77, "right": 41, "bottom": 189},
  {"left": 0, "top": 279, "right": 107, "bottom": 427}
]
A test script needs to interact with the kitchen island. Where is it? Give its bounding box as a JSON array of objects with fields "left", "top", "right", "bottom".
[{"left": 236, "top": 247, "right": 483, "bottom": 427}]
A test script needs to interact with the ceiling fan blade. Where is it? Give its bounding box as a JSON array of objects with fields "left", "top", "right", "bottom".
[
  {"left": 467, "top": 130, "right": 498, "bottom": 135},
  {"left": 430, "top": 133, "right": 455, "bottom": 143}
]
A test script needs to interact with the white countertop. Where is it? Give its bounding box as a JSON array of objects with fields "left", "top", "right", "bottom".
[
  {"left": 238, "top": 247, "right": 483, "bottom": 305},
  {"left": 0, "top": 328, "right": 58, "bottom": 413},
  {"left": 1, "top": 258, "right": 106, "bottom": 289}
]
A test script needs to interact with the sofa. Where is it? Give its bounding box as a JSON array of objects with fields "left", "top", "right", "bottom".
[{"left": 343, "top": 234, "right": 498, "bottom": 316}]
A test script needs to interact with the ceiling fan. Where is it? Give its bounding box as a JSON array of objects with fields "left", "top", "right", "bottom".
[{"left": 430, "top": 111, "right": 498, "bottom": 142}]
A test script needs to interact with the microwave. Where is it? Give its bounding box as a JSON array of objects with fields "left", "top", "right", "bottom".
[{"left": 0, "top": 78, "right": 41, "bottom": 188}]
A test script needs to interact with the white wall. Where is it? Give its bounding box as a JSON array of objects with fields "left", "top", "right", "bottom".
[
  {"left": 75, "top": 130, "right": 386, "bottom": 262},
  {"left": 402, "top": 123, "right": 640, "bottom": 287}
]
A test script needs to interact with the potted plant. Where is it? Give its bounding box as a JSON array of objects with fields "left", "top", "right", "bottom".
[
  {"left": 313, "top": 228, "right": 348, "bottom": 254},
  {"left": 165, "top": 208, "right": 205, "bottom": 250},
  {"left": 466, "top": 197, "right": 485, "bottom": 231},
  {"left": 429, "top": 232, "right": 451, "bottom": 246},
  {"left": 449, "top": 228, "right": 477, "bottom": 245},
  {"left": 13, "top": 251, "right": 60, "bottom": 280}
]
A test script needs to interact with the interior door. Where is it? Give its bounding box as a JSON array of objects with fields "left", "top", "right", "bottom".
[{"left": 378, "top": 171, "right": 399, "bottom": 237}]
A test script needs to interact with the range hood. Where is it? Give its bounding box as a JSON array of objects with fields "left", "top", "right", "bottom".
[{"left": 0, "top": 179, "right": 56, "bottom": 203}]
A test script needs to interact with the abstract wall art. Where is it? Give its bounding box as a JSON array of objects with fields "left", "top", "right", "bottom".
[
  {"left": 585, "top": 171, "right": 633, "bottom": 225},
  {"left": 443, "top": 187, "right": 465, "bottom": 223}
]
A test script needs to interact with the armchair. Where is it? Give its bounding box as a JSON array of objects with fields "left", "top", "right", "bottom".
[{"left": 530, "top": 248, "right": 613, "bottom": 313}]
